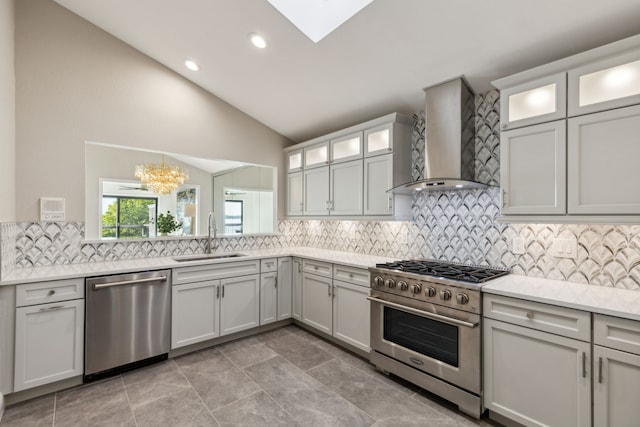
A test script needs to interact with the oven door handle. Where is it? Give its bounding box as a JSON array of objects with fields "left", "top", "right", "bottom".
[{"left": 367, "top": 296, "right": 478, "bottom": 328}]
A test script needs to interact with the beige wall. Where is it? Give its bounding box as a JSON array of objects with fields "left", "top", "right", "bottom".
[
  {"left": 15, "top": 0, "right": 291, "bottom": 221},
  {"left": 0, "top": 0, "right": 15, "bottom": 223}
]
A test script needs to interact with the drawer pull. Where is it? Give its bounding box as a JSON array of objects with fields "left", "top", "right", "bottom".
[
  {"left": 526, "top": 312, "right": 534, "bottom": 319},
  {"left": 47, "top": 290, "right": 56, "bottom": 296},
  {"left": 582, "top": 352, "right": 587, "bottom": 378},
  {"left": 598, "top": 357, "right": 603, "bottom": 384},
  {"left": 39, "top": 305, "right": 65, "bottom": 312}
]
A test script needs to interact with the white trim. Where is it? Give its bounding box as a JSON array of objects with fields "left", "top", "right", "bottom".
[{"left": 0, "top": 392, "right": 5, "bottom": 422}]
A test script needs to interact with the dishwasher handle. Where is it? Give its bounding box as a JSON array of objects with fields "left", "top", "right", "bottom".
[{"left": 93, "top": 275, "right": 168, "bottom": 290}]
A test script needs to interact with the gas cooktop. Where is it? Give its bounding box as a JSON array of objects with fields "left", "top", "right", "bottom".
[{"left": 374, "top": 259, "right": 509, "bottom": 284}]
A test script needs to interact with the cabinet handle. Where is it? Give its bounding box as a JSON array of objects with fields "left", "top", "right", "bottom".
[
  {"left": 298, "top": 262, "right": 301, "bottom": 273},
  {"left": 526, "top": 311, "right": 534, "bottom": 319},
  {"left": 47, "top": 289, "right": 56, "bottom": 296},
  {"left": 39, "top": 305, "right": 65, "bottom": 312},
  {"left": 501, "top": 189, "right": 508, "bottom": 208},
  {"left": 222, "top": 285, "right": 225, "bottom": 298},
  {"left": 275, "top": 277, "right": 278, "bottom": 288},
  {"left": 327, "top": 284, "right": 331, "bottom": 296},
  {"left": 216, "top": 286, "right": 220, "bottom": 299},
  {"left": 388, "top": 195, "right": 392, "bottom": 212},
  {"left": 598, "top": 357, "right": 603, "bottom": 384},
  {"left": 299, "top": 202, "right": 304, "bottom": 211},
  {"left": 333, "top": 285, "right": 336, "bottom": 299},
  {"left": 582, "top": 352, "right": 587, "bottom": 378}
]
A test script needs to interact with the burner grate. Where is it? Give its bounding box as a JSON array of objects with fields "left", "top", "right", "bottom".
[{"left": 375, "top": 260, "right": 509, "bottom": 283}]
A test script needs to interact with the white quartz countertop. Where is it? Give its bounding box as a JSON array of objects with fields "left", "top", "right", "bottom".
[
  {"left": 0, "top": 247, "right": 395, "bottom": 286},
  {"left": 483, "top": 274, "right": 640, "bottom": 321}
]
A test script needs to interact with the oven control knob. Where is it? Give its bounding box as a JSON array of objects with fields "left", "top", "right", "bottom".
[
  {"left": 456, "top": 293, "right": 469, "bottom": 305},
  {"left": 373, "top": 276, "right": 384, "bottom": 288},
  {"left": 425, "top": 286, "right": 436, "bottom": 297},
  {"left": 398, "top": 281, "right": 408, "bottom": 291},
  {"left": 384, "top": 278, "right": 396, "bottom": 289},
  {"left": 440, "top": 289, "right": 452, "bottom": 301},
  {"left": 411, "top": 284, "right": 422, "bottom": 294}
]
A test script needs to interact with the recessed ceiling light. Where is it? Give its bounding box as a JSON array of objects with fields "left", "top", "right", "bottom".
[
  {"left": 249, "top": 33, "right": 267, "bottom": 49},
  {"left": 185, "top": 60, "right": 200, "bottom": 71}
]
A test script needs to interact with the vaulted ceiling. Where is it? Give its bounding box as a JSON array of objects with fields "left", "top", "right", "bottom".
[{"left": 53, "top": 0, "right": 640, "bottom": 142}]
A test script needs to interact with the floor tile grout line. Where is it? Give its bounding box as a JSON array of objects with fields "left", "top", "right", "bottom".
[
  {"left": 120, "top": 374, "right": 139, "bottom": 427},
  {"left": 174, "top": 356, "right": 222, "bottom": 427}
]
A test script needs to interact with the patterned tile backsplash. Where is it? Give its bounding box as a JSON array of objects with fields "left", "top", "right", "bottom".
[{"left": 2, "top": 89, "right": 640, "bottom": 290}]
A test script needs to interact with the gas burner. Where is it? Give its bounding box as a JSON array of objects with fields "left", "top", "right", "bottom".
[{"left": 375, "top": 260, "right": 509, "bottom": 283}]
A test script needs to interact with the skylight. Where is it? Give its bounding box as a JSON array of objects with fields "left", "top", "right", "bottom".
[{"left": 266, "top": 0, "right": 375, "bottom": 43}]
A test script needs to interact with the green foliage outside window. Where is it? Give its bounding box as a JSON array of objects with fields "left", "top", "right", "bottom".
[{"left": 102, "top": 197, "right": 156, "bottom": 239}]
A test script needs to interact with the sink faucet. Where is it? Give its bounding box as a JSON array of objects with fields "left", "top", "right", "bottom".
[{"left": 207, "top": 212, "right": 218, "bottom": 254}]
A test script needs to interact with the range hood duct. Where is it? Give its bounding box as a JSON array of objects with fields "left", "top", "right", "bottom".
[{"left": 393, "top": 77, "right": 488, "bottom": 193}]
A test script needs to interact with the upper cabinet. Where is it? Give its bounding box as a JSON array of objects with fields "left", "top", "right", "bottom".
[
  {"left": 285, "top": 113, "right": 413, "bottom": 219},
  {"left": 500, "top": 73, "right": 567, "bottom": 131},
  {"left": 287, "top": 149, "right": 303, "bottom": 173},
  {"left": 493, "top": 36, "right": 640, "bottom": 222}
]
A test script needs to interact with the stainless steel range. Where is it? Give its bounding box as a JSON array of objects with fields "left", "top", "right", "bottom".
[{"left": 368, "top": 260, "right": 509, "bottom": 419}]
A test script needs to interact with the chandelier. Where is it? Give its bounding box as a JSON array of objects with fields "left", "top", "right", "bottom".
[{"left": 134, "top": 157, "right": 189, "bottom": 195}]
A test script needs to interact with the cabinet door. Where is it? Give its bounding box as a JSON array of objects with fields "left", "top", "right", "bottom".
[
  {"left": 500, "top": 73, "right": 567, "bottom": 130},
  {"left": 287, "top": 172, "right": 304, "bottom": 216},
  {"left": 301, "top": 273, "right": 332, "bottom": 335},
  {"left": 364, "top": 154, "right": 393, "bottom": 215},
  {"left": 303, "top": 166, "right": 329, "bottom": 216},
  {"left": 500, "top": 120, "right": 566, "bottom": 215},
  {"left": 277, "top": 258, "right": 292, "bottom": 320},
  {"left": 260, "top": 273, "right": 277, "bottom": 325},
  {"left": 568, "top": 105, "right": 640, "bottom": 214},
  {"left": 304, "top": 141, "right": 330, "bottom": 169},
  {"left": 287, "top": 149, "right": 303, "bottom": 172},
  {"left": 364, "top": 123, "right": 394, "bottom": 157},
  {"left": 593, "top": 345, "right": 640, "bottom": 427},
  {"left": 330, "top": 160, "right": 363, "bottom": 215},
  {"left": 292, "top": 258, "right": 303, "bottom": 321},
  {"left": 171, "top": 280, "right": 219, "bottom": 349},
  {"left": 220, "top": 274, "right": 260, "bottom": 336},
  {"left": 14, "top": 299, "right": 84, "bottom": 392},
  {"left": 331, "top": 131, "right": 363, "bottom": 163},
  {"left": 483, "top": 318, "right": 591, "bottom": 427},
  {"left": 332, "top": 280, "right": 370, "bottom": 352},
  {"left": 568, "top": 49, "right": 640, "bottom": 116}
]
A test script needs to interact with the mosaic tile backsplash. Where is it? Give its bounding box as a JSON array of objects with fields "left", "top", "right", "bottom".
[{"left": 2, "top": 90, "right": 640, "bottom": 290}]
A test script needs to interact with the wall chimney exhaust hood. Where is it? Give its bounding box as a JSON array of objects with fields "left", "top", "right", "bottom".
[{"left": 392, "top": 77, "right": 488, "bottom": 193}]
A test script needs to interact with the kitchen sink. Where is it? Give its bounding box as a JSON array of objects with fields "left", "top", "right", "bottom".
[{"left": 172, "top": 253, "right": 246, "bottom": 262}]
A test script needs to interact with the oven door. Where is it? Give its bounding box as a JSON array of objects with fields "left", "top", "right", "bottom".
[{"left": 368, "top": 292, "right": 481, "bottom": 394}]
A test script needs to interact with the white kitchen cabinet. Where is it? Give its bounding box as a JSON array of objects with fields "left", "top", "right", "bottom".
[
  {"left": 287, "top": 149, "right": 303, "bottom": 172},
  {"left": 364, "top": 123, "right": 394, "bottom": 156},
  {"left": 260, "top": 272, "right": 277, "bottom": 325},
  {"left": 568, "top": 49, "right": 640, "bottom": 117},
  {"left": 292, "top": 258, "right": 303, "bottom": 321},
  {"left": 277, "top": 257, "right": 292, "bottom": 320},
  {"left": 364, "top": 154, "right": 393, "bottom": 215},
  {"left": 329, "top": 159, "right": 363, "bottom": 215},
  {"left": 483, "top": 295, "right": 592, "bottom": 427},
  {"left": 331, "top": 131, "right": 363, "bottom": 163},
  {"left": 303, "top": 166, "right": 329, "bottom": 215},
  {"left": 304, "top": 141, "right": 329, "bottom": 169},
  {"left": 301, "top": 272, "right": 333, "bottom": 335},
  {"left": 593, "top": 314, "right": 640, "bottom": 427},
  {"left": 499, "top": 73, "right": 567, "bottom": 130},
  {"left": 287, "top": 171, "right": 303, "bottom": 216},
  {"left": 220, "top": 274, "right": 260, "bottom": 336},
  {"left": 500, "top": 120, "right": 566, "bottom": 215},
  {"left": 14, "top": 299, "right": 84, "bottom": 392},
  {"left": 567, "top": 104, "right": 640, "bottom": 214},
  {"left": 332, "top": 279, "right": 370, "bottom": 352},
  {"left": 171, "top": 280, "right": 220, "bottom": 349}
]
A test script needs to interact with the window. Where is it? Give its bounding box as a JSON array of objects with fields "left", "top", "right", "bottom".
[
  {"left": 224, "top": 200, "right": 243, "bottom": 234},
  {"left": 102, "top": 196, "right": 157, "bottom": 239}
]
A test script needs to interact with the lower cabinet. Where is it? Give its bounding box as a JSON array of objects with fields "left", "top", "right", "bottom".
[
  {"left": 301, "top": 260, "right": 371, "bottom": 352},
  {"left": 219, "top": 275, "right": 260, "bottom": 336},
  {"left": 260, "top": 272, "right": 278, "bottom": 325},
  {"left": 292, "top": 258, "right": 303, "bottom": 321},
  {"left": 277, "top": 258, "right": 293, "bottom": 320},
  {"left": 14, "top": 299, "right": 84, "bottom": 392}
]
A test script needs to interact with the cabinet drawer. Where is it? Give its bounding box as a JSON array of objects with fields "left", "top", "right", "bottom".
[
  {"left": 483, "top": 294, "right": 590, "bottom": 341},
  {"left": 333, "top": 264, "right": 369, "bottom": 287},
  {"left": 173, "top": 260, "right": 260, "bottom": 285},
  {"left": 260, "top": 258, "right": 277, "bottom": 273},
  {"left": 16, "top": 278, "right": 84, "bottom": 307},
  {"left": 302, "top": 259, "right": 332, "bottom": 278},
  {"left": 594, "top": 314, "right": 640, "bottom": 355}
]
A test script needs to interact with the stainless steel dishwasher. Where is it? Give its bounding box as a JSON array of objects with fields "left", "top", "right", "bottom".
[{"left": 84, "top": 269, "right": 171, "bottom": 381}]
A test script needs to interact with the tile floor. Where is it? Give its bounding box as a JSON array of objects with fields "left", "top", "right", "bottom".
[{"left": 0, "top": 325, "right": 500, "bottom": 426}]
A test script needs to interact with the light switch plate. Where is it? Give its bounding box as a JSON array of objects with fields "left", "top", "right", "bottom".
[
  {"left": 552, "top": 238, "right": 578, "bottom": 259},
  {"left": 512, "top": 237, "right": 525, "bottom": 255}
]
